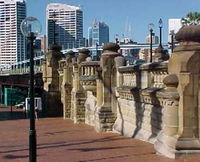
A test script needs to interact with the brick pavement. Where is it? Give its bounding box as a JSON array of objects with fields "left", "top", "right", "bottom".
[{"left": 0, "top": 107, "right": 200, "bottom": 162}]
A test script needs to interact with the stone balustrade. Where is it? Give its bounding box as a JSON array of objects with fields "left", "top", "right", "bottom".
[
  {"left": 118, "top": 61, "right": 168, "bottom": 89},
  {"left": 0, "top": 65, "right": 42, "bottom": 75},
  {"left": 38, "top": 25, "right": 200, "bottom": 159},
  {"left": 79, "top": 61, "right": 100, "bottom": 91},
  {"left": 2, "top": 25, "right": 200, "bottom": 159},
  {"left": 78, "top": 61, "right": 100, "bottom": 126},
  {"left": 58, "top": 59, "right": 66, "bottom": 74},
  {"left": 121, "top": 70, "right": 137, "bottom": 87},
  {"left": 80, "top": 61, "right": 99, "bottom": 76}
]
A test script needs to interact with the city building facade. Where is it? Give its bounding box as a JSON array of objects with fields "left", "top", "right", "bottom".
[
  {"left": 88, "top": 19, "right": 109, "bottom": 47},
  {"left": 0, "top": 0, "right": 26, "bottom": 67},
  {"left": 145, "top": 33, "right": 159, "bottom": 44},
  {"left": 46, "top": 3, "right": 83, "bottom": 49},
  {"left": 168, "top": 18, "right": 182, "bottom": 42},
  {"left": 41, "top": 35, "right": 47, "bottom": 54}
]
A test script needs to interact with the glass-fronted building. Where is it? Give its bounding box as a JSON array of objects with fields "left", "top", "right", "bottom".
[{"left": 88, "top": 19, "right": 109, "bottom": 47}]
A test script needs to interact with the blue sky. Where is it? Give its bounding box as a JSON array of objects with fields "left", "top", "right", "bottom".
[{"left": 27, "top": 0, "right": 200, "bottom": 43}]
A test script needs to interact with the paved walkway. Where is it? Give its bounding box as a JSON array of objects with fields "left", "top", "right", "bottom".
[{"left": 0, "top": 107, "right": 200, "bottom": 162}]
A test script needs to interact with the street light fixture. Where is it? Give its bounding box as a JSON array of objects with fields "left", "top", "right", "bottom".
[
  {"left": 114, "top": 34, "right": 119, "bottom": 44},
  {"left": 21, "top": 17, "right": 41, "bottom": 162},
  {"left": 158, "top": 18, "right": 163, "bottom": 48},
  {"left": 148, "top": 23, "right": 154, "bottom": 62},
  {"left": 96, "top": 42, "right": 99, "bottom": 59},
  {"left": 170, "top": 30, "right": 175, "bottom": 53}
]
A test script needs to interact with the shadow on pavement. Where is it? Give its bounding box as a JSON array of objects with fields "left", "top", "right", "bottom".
[
  {"left": 3, "top": 154, "right": 29, "bottom": 159},
  {"left": 0, "top": 107, "right": 26, "bottom": 121}
]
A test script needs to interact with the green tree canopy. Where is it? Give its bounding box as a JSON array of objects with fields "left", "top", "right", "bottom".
[{"left": 181, "top": 12, "right": 200, "bottom": 26}]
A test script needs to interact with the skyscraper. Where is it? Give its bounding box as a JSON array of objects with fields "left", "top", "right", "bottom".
[
  {"left": 46, "top": 3, "right": 83, "bottom": 49},
  {"left": 0, "top": 0, "right": 26, "bottom": 67},
  {"left": 88, "top": 19, "right": 109, "bottom": 47}
]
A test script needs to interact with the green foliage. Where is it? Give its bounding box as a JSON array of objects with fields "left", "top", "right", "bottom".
[{"left": 181, "top": 12, "right": 200, "bottom": 26}]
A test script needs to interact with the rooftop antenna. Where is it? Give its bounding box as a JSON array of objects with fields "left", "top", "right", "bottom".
[
  {"left": 124, "top": 16, "right": 129, "bottom": 37},
  {"left": 78, "top": 4, "right": 83, "bottom": 10},
  {"left": 128, "top": 24, "right": 132, "bottom": 38}
]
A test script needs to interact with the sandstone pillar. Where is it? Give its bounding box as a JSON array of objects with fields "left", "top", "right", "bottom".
[
  {"left": 94, "top": 43, "right": 122, "bottom": 132},
  {"left": 71, "top": 49, "right": 90, "bottom": 123},
  {"left": 61, "top": 50, "right": 75, "bottom": 118},
  {"left": 42, "top": 45, "right": 63, "bottom": 117},
  {"left": 155, "top": 25, "right": 200, "bottom": 158}
]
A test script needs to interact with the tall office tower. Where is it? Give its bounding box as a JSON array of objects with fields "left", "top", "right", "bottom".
[
  {"left": 168, "top": 19, "right": 182, "bottom": 42},
  {"left": 0, "top": 0, "right": 26, "bottom": 67},
  {"left": 47, "top": 3, "right": 83, "bottom": 49},
  {"left": 88, "top": 19, "right": 109, "bottom": 47}
]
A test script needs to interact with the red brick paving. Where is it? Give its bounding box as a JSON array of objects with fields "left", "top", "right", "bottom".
[{"left": 0, "top": 107, "right": 200, "bottom": 162}]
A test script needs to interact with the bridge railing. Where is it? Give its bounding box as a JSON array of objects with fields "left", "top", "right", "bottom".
[
  {"left": 0, "top": 65, "right": 42, "bottom": 75},
  {"left": 117, "top": 61, "right": 168, "bottom": 89}
]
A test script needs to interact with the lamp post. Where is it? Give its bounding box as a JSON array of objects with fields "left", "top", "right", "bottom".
[
  {"left": 158, "top": 18, "right": 163, "bottom": 48},
  {"left": 21, "top": 17, "right": 41, "bottom": 162},
  {"left": 170, "top": 30, "right": 175, "bottom": 53},
  {"left": 148, "top": 23, "right": 154, "bottom": 62},
  {"left": 96, "top": 42, "right": 99, "bottom": 60},
  {"left": 114, "top": 34, "right": 119, "bottom": 44},
  {"left": 10, "top": 85, "right": 13, "bottom": 114}
]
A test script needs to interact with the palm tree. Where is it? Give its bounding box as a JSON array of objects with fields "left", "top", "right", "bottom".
[{"left": 181, "top": 12, "right": 200, "bottom": 26}]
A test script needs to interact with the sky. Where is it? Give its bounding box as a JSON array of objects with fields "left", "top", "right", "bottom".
[{"left": 27, "top": 0, "right": 200, "bottom": 43}]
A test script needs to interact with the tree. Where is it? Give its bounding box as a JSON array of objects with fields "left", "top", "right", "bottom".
[{"left": 181, "top": 12, "right": 200, "bottom": 26}]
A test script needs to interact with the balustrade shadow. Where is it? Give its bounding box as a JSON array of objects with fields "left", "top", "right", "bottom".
[
  {"left": 3, "top": 154, "right": 29, "bottom": 160},
  {"left": 131, "top": 65, "right": 143, "bottom": 138},
  {"left": 116, "top": 62, "right": 165, "bottom": 141},
  {"left": 148, "top": 88, "right": 163, "bottom": 141},
  {"left": 148, "top": 62, "right": 164, "bottom": 140}
]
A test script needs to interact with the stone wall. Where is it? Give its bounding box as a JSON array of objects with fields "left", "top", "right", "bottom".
[
  {"left": 113, "top": 62, "right": 168, "bottom": 143},
  {"left": 43, "top": 25, "right": 200, "bottom": 159}
]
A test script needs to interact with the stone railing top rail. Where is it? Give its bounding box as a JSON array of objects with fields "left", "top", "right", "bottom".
[
  {"left": 80, "top": 61, "right": 100, "bottom": 66},
  {"left": 118, "top": 61, "right": 168, "bottom": 73}
]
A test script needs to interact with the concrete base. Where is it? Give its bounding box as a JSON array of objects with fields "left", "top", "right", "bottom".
[{"left": 154, "top": 131, "right": 200, "bottom": 159}]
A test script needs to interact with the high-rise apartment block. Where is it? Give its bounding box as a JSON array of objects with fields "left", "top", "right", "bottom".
[
  {"left": 0, "top": 0, "right": 26, "bottom": 67},
  {"left": 88, "top": 19, "right": 109, "bottom": 47},
  {"left": 46, "top": 3, "right": 83, "bottom": 49}
]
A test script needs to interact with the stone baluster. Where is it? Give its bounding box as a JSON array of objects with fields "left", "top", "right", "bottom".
[{"left": 155, "top": 25, "right": 200, "bottom": 158}]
